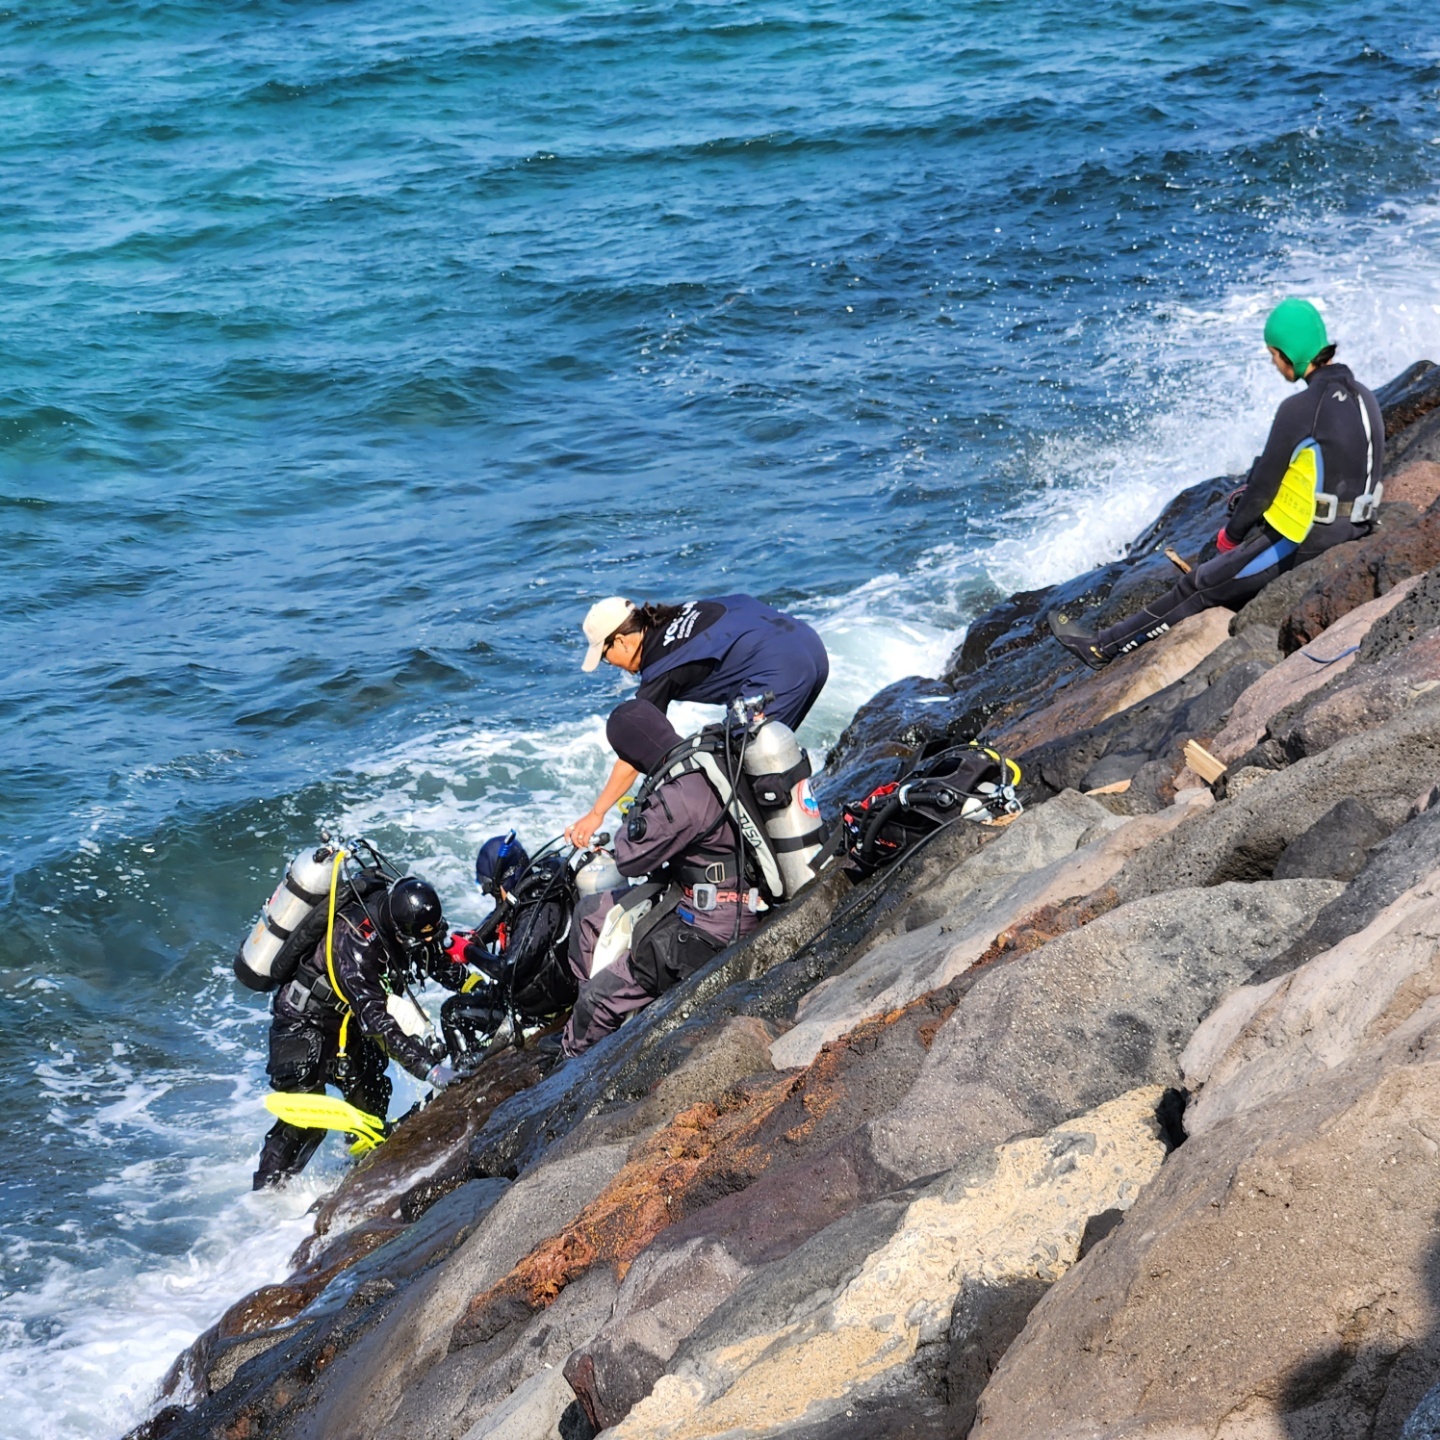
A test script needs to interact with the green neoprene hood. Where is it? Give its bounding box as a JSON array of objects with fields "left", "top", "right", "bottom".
[{"left": 1264, "top": 297, "right": 1329, "bottom": 379}]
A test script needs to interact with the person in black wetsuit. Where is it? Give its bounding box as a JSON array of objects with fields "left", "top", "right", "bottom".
[
  {"left": 253, "top": 877, "right": 462, "bottom": 1189},
  {"left": 565, "top": 593, "right": 829, "bottom": 846},
  {"left": 1048, "top": 298, "right": 1384, "bottom": 670}
]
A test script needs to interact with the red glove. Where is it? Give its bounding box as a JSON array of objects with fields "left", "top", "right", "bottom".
[
  {"left": 444, "top": 930, "right": 473, "bottom": 966},
  {"left": 1215, "top": 527, "right": 1238, "bottom": 553}
]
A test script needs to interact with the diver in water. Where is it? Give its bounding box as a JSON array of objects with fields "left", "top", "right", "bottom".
[
  {"left": 1048, "top": 298, "right": 1384, "bottom": 669},
  {"left": 253, "top": 876, "right": 460, "bottom": 1189},
  {"left": 566, "top": 593, "right": 829, "bottom": 846},
  {"left": 562, "top": 699, "right": 762, "bottom": 1057}
]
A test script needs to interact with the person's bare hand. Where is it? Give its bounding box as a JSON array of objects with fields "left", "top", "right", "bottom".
[{"left": 564, "top": 809, "right": 604, "bottom": 847}]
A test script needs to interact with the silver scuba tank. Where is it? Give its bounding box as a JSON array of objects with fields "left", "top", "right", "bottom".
[
  {"left": 741, "top": 719, "right": 826, "bottom": 897},
  {"left": 235, "top": 844, "right": 336, "bottom": 990},
  {"left": 575, "top": 849, "right": 624, "bottom": 896}
]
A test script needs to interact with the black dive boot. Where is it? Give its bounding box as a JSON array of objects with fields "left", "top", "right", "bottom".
[{"left": 1047, "top": 610, "right": 1111, "bottom": 671}]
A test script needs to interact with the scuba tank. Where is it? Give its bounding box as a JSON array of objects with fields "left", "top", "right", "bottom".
[
  {"left": 234, "top": 844, "right": 338, "bottom": 992},
  {"left": 574, "top": 841, "right": 624, "bottom": 897},
  {"left": 740, "top": 717, "right": 826, "bottom": 898}
]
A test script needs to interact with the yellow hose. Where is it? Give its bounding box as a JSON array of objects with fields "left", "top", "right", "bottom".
[{"left": 324, "top": 848, "right": 352, "bottom": 1059}]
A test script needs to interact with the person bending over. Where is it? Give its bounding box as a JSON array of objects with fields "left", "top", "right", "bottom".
[
  {"left": 1048, "top": 298, "right": 1384, "bottom": 670},
  {"left": 567, "top": 592, "right": 828, "bottom": 846},
  {"left": 561, "top": 699, "right": 761, "bottom": 1057},
  {"left": 253, "top": 876, "right": 460, "bottom": 1188}
]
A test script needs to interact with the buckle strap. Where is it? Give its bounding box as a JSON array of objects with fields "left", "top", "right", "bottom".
[{"left": 675, "top": 857, "right": 738, "bottom": 887}]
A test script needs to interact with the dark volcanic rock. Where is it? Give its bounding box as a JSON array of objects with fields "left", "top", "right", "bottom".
[
  {"left": 1357, "top": 566, "right": 1440, "bottom": 663},
  {"left": 1114, "top": 689, "right": 1440, "bottom": 896},
  {"left": 1017, "top": 627, "right": 1279, "bottom": 798},
  {"left": 1261, "top": 802, "right": 1440, "bottom": 979},
  {"left": 822, "top": 475, "right": 1235, "bottom": 794},
  {"left": 1277, "top": 498, "right": 1440, "bottom": 654},
  {"left": 1370, "top": 357, "right": 1440, "bottom": 440},
  {"left": 1271, "top": 797, "right": 1391, "bottom": 882}
]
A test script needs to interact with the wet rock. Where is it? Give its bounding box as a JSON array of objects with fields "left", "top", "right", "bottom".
[
  {"left": 1404, "top": 1381, "right": 1440, "bottom": 1440},
  {"left": 215, "top": 1144, "right": 631, "bottom": 1440},
  {"left": 1209, "top": 573, "right": 1425, "bottom": 763},
  {"left": 1377, "top": 357, "right": 1440, "bottom": 445},
  {"left": 298, "top": 1047, "right": 543, "bottom": 1260},
  {"left": 1271, "top": 796, "right": 1391, "bottom": 882},
  {"left": 605, "top": 1088, "right": 1168, "bottom": 1440},
  {"left": 1277, "top": 497, "right": 1440, "bottom": 654},
  {"left": 1387, "top": 382, "right": 1440, "bottom": 470},
  {"left": 1114, "top": 687, "right": 1440, "bottom": 896},
  {"left": 823, "top": 477, "right": 1234, "bottom": 792}
]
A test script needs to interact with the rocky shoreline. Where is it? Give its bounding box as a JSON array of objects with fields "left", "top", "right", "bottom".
[{"left": 131, "top": 357, "right": 1440, "bottom": 1440}]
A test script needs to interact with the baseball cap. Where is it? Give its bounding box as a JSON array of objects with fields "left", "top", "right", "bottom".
[{"left": 581, "top": 597, "right": 636, "bottom": 672}]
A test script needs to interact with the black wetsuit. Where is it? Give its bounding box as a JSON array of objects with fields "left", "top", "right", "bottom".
[
  {"left": 1094, "top": 363, "right": 1384, "bottom": 660},
  {"left": 253, "top": 900, "right": 461, "bottom": 1188}
]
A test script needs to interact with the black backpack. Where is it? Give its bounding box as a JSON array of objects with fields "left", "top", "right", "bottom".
[
  {"left": 493, "top": 856, "right": 579, "bottom": 1020},
  {"left": 842, "top": 741, "right": 1022, "bottom": 878}
]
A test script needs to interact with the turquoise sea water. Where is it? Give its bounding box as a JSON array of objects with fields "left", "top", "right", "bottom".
[{"left": 2, "top": 3, "right": 1439, "bottom": 1434}]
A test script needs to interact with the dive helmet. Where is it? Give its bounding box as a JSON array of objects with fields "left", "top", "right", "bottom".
[
  {"left": 475, "top": 831, "right": 528, "bottom": 897},
  {"left": 1263, "top": 297, "right": 1328, "bottom": 379},
  {"left": 383, "top": 876, "right": 445, "bottom": 954}
]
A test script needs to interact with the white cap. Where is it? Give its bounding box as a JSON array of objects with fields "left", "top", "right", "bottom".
[{"left": 581, "top": 597, "right": 636, "bottom": 672}]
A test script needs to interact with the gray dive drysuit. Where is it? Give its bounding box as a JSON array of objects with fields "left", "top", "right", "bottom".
[{"left": 561, "top": 769, "right": 759, "bottom": 1056}]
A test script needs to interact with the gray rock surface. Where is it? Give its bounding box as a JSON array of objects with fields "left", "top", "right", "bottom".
[
  {"left": 1268, "top": 802, "right": 1440, "bottom": 976},
  {"left": 770, "top": 790, "right": 1144, "bottom": 1068},
  {"left": 1114, "top": 687, "right": 1440, "bottom": 897},
  {"left": 975, "top": 854, "right": 1440, "bottom": 1439},
  {"left": 608, "top": 1087, "right": 1168, "bottom": 1440},
  {"left": 868, "top": 878, "right": 1339, "bottom": 1179}
]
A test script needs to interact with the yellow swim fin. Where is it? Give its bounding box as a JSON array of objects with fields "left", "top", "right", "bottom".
[{"left": 263, "top": 1091, "right": 388, "bottom": 1150}]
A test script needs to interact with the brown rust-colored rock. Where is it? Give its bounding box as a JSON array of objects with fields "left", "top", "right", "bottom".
[
  {"left": 452, "top": 1075, "right": 795, "bottom": 1350},
  {"left": 1277, "top": 498, "right": 1440, "bottom": 654},
  {"left": 971, "top": 885, "right": 1120, "bottom": 969},
  {"left": 454, "top": 983, "right": 976, "bottom": 1355},
  {"left": 1385, "top": 459, "right": 1440, "bottom": 510}
]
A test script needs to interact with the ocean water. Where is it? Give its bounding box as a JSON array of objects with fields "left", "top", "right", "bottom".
[{"left": 2, "top": 2, "right": 1439, "bottom": 1434}]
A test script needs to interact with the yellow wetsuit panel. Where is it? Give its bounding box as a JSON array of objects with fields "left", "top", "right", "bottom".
[{"left": 1263, "top": 441, "right": 1319, "bottom": 544}]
